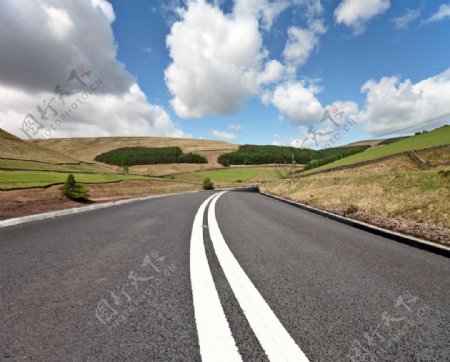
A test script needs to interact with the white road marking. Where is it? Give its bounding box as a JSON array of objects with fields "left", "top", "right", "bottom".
[
  {"left": 208, "top": 191, "right": 309, "bottom": 361},
  {"left": 190, "top": 193, "right": 242, "bottom": 362}
]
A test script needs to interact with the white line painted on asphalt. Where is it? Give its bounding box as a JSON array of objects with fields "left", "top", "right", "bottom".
[
  {"left": 208, "top": 191, "right": 309, "bottom": 361},
  {"left": 190, "top": 193, "right": 242, "bottom": 362}
]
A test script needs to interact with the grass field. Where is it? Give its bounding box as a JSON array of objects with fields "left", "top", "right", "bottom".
[
  {"left": 303, "top": 125, "right": 450, "bottom": 174},
  {"left": 0, "top": 170, "right": 152, "bottom": 190},
  {"left": 0, "top": 159, "right": 113, "bottom": 173},
  {"left": 171, "top": 167, "right": 285, "bottom": 185}
]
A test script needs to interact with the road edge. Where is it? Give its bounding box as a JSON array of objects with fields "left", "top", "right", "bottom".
[
  {"left": 259, "top": 191, "right": 450, "bottom": 258},
  {"left": 0, "top": 191, "right": 199, "bottom": 228}
]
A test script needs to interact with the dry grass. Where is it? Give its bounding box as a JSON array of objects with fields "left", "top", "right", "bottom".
[
  {"left": 417, "top": 145, "right": 450, "bottom": 164},
  {"left": 30, "top": 137, "right": 238, "bottom": 163},
  {"left": 0, "top": 138, "right": 78, "bottom": 163},
  {"left": 261, "top": 154, "right": 450, "bottom": 228}
]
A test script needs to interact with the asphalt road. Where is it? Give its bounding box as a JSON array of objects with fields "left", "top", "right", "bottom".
[{"left": 0, "top": 190, "right": 449, "bottom": 361}]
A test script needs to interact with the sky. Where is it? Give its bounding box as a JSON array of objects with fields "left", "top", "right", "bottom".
[{"left": 0, "top": 0, "right": 449, "bottom": 149}]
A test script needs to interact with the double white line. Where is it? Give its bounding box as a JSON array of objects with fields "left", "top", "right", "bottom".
[{"left": 190, "top": 191, "right": 309, "bottom": 361}]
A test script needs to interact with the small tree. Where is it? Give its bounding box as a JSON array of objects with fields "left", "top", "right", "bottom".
[
  {"left": 202, "top": 177, "right": 214, "bottom": 190},
  {"left": 60, "top": 174, "right": 90, "bottom": 201},
  {"left": 120, "top": 160, "right": 129, "bottom": 175}
]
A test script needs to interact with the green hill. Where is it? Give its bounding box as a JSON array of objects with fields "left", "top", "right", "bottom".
[{"left": 303, "top": 125, "right": 450, "bottom": 174}]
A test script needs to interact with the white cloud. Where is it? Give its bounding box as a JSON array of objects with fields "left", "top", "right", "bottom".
[
  {"left": 258, "top": 60, "right": 284, "bottom": 85},
  {"left": 165, "top": 0, "right": 325, "bottom": 119},
  {"left": 422, "top": 4, "right": 450, "bottom": 24},
  {"left": 41, "top": 2, "right": 74, "bottom": 40},
  {"left": 357, "top": 69, "right": 450, "bottom": 135},
  {"left": 283, "top": 20, "right": 326, "bottom": 68},
  {"left": 165, "top": 0, "right": 269, "bottom": 118},
  {"left": 233, "top": 0, "right": 290, "bottom": 30},
  {"left": 392, "top": 8, "right": 421, "bottom": 29},
  {"left": 228, "top": 123, "right": 243, "bottom": 131},
  {"left": 211, "top": 129, "right": 236, "bottom": 140},
  {"left": 334, "top": 0, "right": 390, "bottom": 34},
  {"left": 0, "top": 83, "right": 188, "bottom": 138},
  {"left": 272, "top": 81, "right": 324, "bottom": 125},
  {"left": 165, "top": 0, "right": 327, "bottom": 119},
  {"left": 0, "top": 0, "right": 186, "bottom": 138}
]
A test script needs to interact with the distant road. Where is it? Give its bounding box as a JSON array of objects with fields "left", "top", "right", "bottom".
[{"left": 1, "top": 190, "right": 449, "bottom": 361}]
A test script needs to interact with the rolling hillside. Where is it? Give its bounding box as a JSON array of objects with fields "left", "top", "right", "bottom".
[
  {"left": 30, "top": 137, "right": 238, "bottom": 165},
  {"left": 0, "top": 128, "right": 79, "bottom": 164},
  {"left": 303, "top": 125, "right": 450, "bottom": 174}
]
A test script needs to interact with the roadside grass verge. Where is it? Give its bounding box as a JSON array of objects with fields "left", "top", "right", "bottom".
[
  {"left": 261, "top": 156, "right": 450, "bottom": 228},
  {"left": 0, "top": 170, "right": 152, "bottom": 190},
  {"left": 302, "top": 125, "right": 450, "bottom": 174}
]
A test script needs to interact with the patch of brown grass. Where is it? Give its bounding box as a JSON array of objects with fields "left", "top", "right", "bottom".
[{"left": 261, "top": 155, "right": 450, "bottom": 229}]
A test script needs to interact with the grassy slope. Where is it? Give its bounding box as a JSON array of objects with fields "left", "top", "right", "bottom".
[
  {"left": 31, "top": 137, "right": 238, "bottom": 164},
  {"left": 262, "top": 154, "right": 450, "bottom": 228},
  {"left": 0, "top": 170, "right": 152, "bottom": 190},
  {"left": 304, "top": 125, "right": 450, "bottom": 174},
  {"left": 0, "top": 128, "right": 20, "bottom": 140},
  {"left": 0, "top": 137, "right": 79, "bottom": 163},
  {"left": 0, "top": 159, "right": 113, "bottom": 173}
]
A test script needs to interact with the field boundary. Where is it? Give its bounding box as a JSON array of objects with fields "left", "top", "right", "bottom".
[{"left": 259, "top": 191, "right": 450, "bottom": 257}]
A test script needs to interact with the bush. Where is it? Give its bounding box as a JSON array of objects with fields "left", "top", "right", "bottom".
[
  {"left": 343, "top": 204, "right": 358, "bottom": 216},
  {"left": 235, "top": 179, "right": 242, "bottom": 183},
  {"left": 60, "top": 174, "right": 90, "bottom": 201},
  {"left": 202, "top": 177, "right": 214, "bottom": 190}
]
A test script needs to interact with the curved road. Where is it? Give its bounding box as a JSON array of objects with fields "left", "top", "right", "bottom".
[{"left": 0, "top": 190, "right": 449, "bottom": 361}]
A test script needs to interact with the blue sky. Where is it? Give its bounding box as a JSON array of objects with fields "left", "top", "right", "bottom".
[
  {"left": 107, "top": 0, "right": 450, "bottom": 147},
  {"left": 0, "top": 0, "right": 449, "bottom": 147}
]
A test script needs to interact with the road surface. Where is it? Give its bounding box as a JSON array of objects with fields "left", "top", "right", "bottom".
[{"left": 1, "top": 190, "right": 449, "bottom": 361}]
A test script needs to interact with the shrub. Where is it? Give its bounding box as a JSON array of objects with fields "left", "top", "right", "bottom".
[
  {"left": 343, "top": 204, "right": 358, "bottom": 216},
  {"left": 235, "top": 179, "right": 242, "bottom": 183},
  {"left": 60, "top": 174, "right": 90, "bottom": 201},
  {"left": 202, "top": 177, "right": 214, "bottom": 190}
]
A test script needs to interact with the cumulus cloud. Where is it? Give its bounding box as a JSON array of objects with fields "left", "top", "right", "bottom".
[
  {"left": 334, "top": 0, "right": 390, "bottom": 34},
  {"left": 0, "top": 0, "right": 186, "bottom": 138},
  {"left": 233, "top": 0, "right": 290, "bottom": 30},
  {"left": 0, "top": 83, "right": 187, "bottom": 138},
  {"left": 357, "top": 69, "right": 450, "bottom": 135},
  {"left": 165, "top": 0, "right": 328, "bottom": 119},
  {"left": 422, "top": 4, "right": 450, "bottom": 24},
  {"left": 272, "top": 81, "right": 324, "bottom": 125},
  {"left": 283, "top": 19, "right": 326, "bottom": 68},
  {"left": 392, "top": 8, "right": 421, "bottom": 29},
  {"left": 211, "top": 129, "right": 236, "bottom": 141},
  {"left": 165, "top": 0, "right": 276, "bottom": 118}
]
